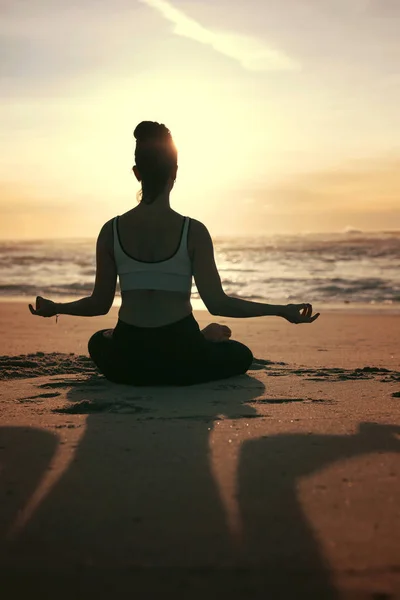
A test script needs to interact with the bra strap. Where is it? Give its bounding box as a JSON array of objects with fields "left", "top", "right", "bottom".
[
  {"left": 113, "top": 216, "right": 120, "bottom": 253},
  {"left": 183, "top": 217, "right": 190, "bottom": 247}
]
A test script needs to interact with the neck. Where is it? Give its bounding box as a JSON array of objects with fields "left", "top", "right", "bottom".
[{"left": 139, "top": 190, "right": 171, "bottom": 211}]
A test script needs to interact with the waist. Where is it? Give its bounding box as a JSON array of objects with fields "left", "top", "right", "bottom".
[
  {"left": 113, "top": 312, "right": 202, "bottom": 346},
  {"left": 118, "top": 271, "right": 192, "bottom": 293},
  {"left": 118, "top": 289, "right": 192, "bottom": 328}
]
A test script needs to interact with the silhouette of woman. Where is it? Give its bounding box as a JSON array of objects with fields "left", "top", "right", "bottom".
[{"left": 29, "top": 120, "right": 319, "bottom": 385}]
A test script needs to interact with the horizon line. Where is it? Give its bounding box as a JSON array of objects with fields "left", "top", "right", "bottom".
[{"left": 1, "top": 229, "right": 400, "bottom": 243}]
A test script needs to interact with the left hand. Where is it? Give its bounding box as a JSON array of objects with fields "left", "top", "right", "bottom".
[
  {"left": 29, "top": 296, "right": 58, "bottom": 318},
  {"left": 280, "top": 303, "right": 320, "bottom": 324},
  {"left": 202, "top": 323, "right": 232, "bottom": 342}
]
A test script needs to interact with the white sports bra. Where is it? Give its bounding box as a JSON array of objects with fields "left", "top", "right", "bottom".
[{"left": 113, "top": 216, "right": 193, "bottom": 294}]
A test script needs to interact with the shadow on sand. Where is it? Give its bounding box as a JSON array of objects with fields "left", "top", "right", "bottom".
[{"left": 1, "top": 365, "right": 400, "bottom": 598}]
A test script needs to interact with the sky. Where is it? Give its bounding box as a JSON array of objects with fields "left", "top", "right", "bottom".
[{"left": 1, "top": 0, "right": 399, "bottom": 238}]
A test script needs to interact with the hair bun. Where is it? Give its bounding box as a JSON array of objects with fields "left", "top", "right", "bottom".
[{"left": 134, "top": 121, "right": 171, "bottom": 143}]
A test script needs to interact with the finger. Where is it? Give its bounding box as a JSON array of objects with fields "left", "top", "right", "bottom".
[
  {"left": 302, "top": 313, "right": 319, "bottom": 323},
  {"left": 29, "top": 304, "right": 37, "bottom": 315},
  {"left": 300, "top": 304, "right": 312, "bottom": 317},
  {"left": 299, "top": 311, "right": 313, "bottom": 323}
]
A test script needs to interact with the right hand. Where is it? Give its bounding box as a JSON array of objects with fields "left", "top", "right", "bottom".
[
  {"left": 29, "top": 296, "right": 58, "bottom": 318},
  {"left": 280, "top": 303, "right": 320, "bottom": 324}
]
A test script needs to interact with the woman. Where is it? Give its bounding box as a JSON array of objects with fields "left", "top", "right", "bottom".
[{"left": 29, "top": 121, "right": 319, "bottom": 385}]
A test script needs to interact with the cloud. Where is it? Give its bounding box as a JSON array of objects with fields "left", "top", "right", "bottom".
[
  {"left": 210, "top": 157, "right": 400, "bottom": 234},
  {"left": 247, "top": 157, "right": 400, "bottom": 214},
  {"left": 0, "top": 182, "right": 76, "bottom": 213},
  {"left": 0, "top": 3, "right": 149, "bottom": 88},
  {"left": 139, "top": 0, "right": 298, "bottom": 71},
  {"left": 0, "top": 182, "right": 104, "bottom": 239}
]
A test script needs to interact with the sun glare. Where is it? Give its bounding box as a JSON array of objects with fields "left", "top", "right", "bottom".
[{"left": 64, "top": 74, "right": 262, "bottom": 213}]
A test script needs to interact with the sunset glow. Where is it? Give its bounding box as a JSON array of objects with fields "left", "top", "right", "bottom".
[{"left": 1, "top": 0, "right": 399, "bottom": 239}]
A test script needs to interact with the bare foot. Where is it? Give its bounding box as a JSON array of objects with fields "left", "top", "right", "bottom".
[{"left": 201, "top": 323, "right": 232, "bottom": 342}]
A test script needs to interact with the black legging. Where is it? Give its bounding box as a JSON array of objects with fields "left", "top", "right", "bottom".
[{"left": 88, "top": 313, "right": 253, "bottom": 386}]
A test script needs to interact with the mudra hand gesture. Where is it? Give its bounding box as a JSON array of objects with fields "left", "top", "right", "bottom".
[
  {"left": 280, "top": 303, "right": 320, "bottom": 324},
  {"left": 29, "top": 296, "right": 58, "bottom": 318}
]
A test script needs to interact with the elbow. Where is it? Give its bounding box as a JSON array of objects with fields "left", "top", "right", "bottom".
[
  {"left": 90, "top": 296, "right": 111, "bottom": 316},
  {"left": 207, "top": 296, "right": 227, "bottom": 316},
  {"left": 97, "top": 303, "right": 112, "bottom": 316}
]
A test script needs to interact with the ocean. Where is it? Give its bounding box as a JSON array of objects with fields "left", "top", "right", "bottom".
[{"left": 1, "top": 231, "right": 399, "bottom": 311}]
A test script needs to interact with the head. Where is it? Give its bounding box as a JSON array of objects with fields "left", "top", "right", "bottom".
[{"left": 133, "top": 121, "right": 178, "bottom": 205}]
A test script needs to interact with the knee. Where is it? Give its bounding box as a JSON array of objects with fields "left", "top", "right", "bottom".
[
  {"left": 228, "top": 340, "right": 253, "bottom": 373},
  {"left": 240, "top": 345, "right": 254, "bottom": 371},
  {"left": 230, "top": 341, "right": 253, "bottom": 373},
  {"left": 87, "top": 330, "right": 107, "bottom": 359}
]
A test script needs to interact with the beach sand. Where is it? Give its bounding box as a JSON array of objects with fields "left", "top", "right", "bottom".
[{"left": 0, "top": 301, "right": 399, "bottom": 598}]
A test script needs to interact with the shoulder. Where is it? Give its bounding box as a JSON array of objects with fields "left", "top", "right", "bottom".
[
  {"left": 97, "top": 218, "right": 116, "bottom": 256},
  {"left": 187, "top": 218, "right": 213, "bottom": 259},
  {"left": 98, "top": 218, "right": 115, "bottom": 240},
  {"left": 188, "top": 218, "right": 211, "bottom": 239}
]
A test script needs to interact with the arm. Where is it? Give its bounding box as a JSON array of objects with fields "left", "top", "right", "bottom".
[
  {"left": 191, "top": 220, "right": 319, "bottom": 323},
  {"left": 192, "top": 220, "right": 280, "bottom": 317},
  {"left": 29, "top": 221, "right": 117, "bottom": 318}
]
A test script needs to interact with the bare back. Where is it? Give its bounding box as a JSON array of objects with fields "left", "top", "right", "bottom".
[{"left": 114, "top": 207, "right": 194, "bottom": 327}]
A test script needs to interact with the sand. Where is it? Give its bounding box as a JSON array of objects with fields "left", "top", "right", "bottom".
[{"left": 0, "top": 301, "right": 400, "bottom": 599}]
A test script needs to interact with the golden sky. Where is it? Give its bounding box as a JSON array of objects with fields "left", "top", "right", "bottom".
[{"left": 1, "top": 0, "right": 399, "bottom": 238}]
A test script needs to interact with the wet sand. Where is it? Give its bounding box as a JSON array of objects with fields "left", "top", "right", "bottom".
[{"left": 0, "top": 302, "right": 399, "bottom": 598}]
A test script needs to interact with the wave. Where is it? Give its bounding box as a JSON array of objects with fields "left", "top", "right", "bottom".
[
  {"left": 217, "top": 233, "right": 400, "bottom": 258},
  {"left": 1, "top": 282, "right": 398, "bottom": 305},
  {"left": 342, "top": 226, "right": 363, "bottom": 234},
  {"left": 0, "top": 282, "right": 107, "bottom": 296},
  {"left": 1, "top": 234, "right": 400, "bottom": 306},
  {"left": 2, "top": 234, "right": 400, "bottom": 261}
]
